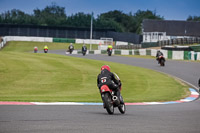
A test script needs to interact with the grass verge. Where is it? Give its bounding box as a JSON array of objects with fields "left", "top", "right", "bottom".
[
  {"left": 0, "top": 41, "right": 190, "bottom": 102},
  {"left": 2, "top": 41, "right": 98, "bottom": 52}
]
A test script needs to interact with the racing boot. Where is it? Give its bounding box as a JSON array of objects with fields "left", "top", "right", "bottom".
[{"left": 116, "top": 90, "right": 124, "bottom": 104}]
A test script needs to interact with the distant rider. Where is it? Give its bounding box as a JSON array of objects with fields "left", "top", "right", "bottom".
[
  {"left": 68, "top": 43, "right": 74, "bottom": 54},
  {"left": 34, "top": 46, "right": 38, "bottom": 53},
  {"left": 43, "top": 45, "right": 48, "bottom": 53},
  {"left": 82, "top": 44, "right": 87, "bottom": 53},
  {"left": 156, "top": 50, "right": 163, "bottom": 61},
  {"left": 107, "top": 44, "right": 113, "bottom": 51},
  {"left": 97, "top": 65, "right": 124, "bottom": 104}
]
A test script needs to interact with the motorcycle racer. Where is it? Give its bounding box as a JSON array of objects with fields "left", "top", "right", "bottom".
[
  {"left": 156, "top": 50, "right": 165, "bottom": 64},
  {"left": 107, "top": 44, "right": 113, "bottom": 51},
  {"left": 82, "top": 44, "right": 87, "bottom": 55},
  {"left": 156, "top": 50, "right": 163, "bottom": 60},
  {"left": 43, "top": 45, "right": 48, "bottom": 53},
  {"left": 68, "top": 43, "right": 74, "bottom": 54},
  {"left": 97, "top": 65, "right": 124, "bottom": 104}
]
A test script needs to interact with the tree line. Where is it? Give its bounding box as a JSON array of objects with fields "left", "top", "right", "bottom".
[{"left": 0, "top": 3, "right": 199, "bottom": 34}]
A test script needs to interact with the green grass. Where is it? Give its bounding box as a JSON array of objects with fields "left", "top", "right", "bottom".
[
  {"left": 0, "top": 41, "right": 190, "bottom": 102},
  {"left": 2, "top": 41, "right": 98, "bottom": 52}
]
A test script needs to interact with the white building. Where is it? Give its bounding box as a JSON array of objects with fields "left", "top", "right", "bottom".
[{"left": 142, "top": 19, "right": 200, "bottom": 43}]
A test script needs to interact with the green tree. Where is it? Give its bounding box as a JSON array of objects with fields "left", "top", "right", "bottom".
[
  {"left": 66, "top": 12, "right": 91, "bottom": 27},
  {"left": 98, "top": 10, "right": 131, "bottom": 32},
  {"left": 0, "top": 9, "right": 34, "bottom": 24},
  {"left": 187, "top": 15, "right": 200, "bottom": 21},
  {"left": 133, "top": 10, "right": 164, "bottom": 34},
  {"left": 96, "top": 9, "right": 163, "bottom": 34},
  {"left": 94, "top": 18, "right": 123, "bottom": 32},
  {"left": 0, "top": 4, "right": 164, "bottom": 34},
  {"left": 33, "top": 3, "right": 67, "bottom": 26}
]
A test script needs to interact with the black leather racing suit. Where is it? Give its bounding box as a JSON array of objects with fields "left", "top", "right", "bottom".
[
  {"left": 82, "top": 46, "right": 87, "bottom": 52},
  {"left": 156, "top": 51, "right": 164, "bottom": 63},
  {"left": 97, "top": 69, "right": 119, "bottom": 90},
  {"left": 156, "top": 51, "right": 163, "bottom": 59}
]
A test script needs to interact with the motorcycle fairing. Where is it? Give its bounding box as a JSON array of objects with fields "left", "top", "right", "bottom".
[{"left": 100, "top": 85, "right": 112, "bottom": 93}]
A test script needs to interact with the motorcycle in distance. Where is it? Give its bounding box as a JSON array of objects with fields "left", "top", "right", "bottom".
[
  {"left": 68, "top": 44, "right": 74, "bottom": 54},
  {"left": 69, "top": 49, "right": 73, "bottom": 54},
  {"left": 44, "top": 49, "right": 48, "bottom": 53},
  {"left": 82, "top": 50, "right": 87, "bottom": 56},
  {"left": 100, "top": 73, "right": 126, "bottom": 115},
  {"left": 34, "top": 46, "right": 38, "bottom": 53},
  {"left": 82, "top": 46, "right": 87, "bottom": 56},
  {"left": 107, "top": 48, "right": 112, "bottom": 56},
  {"left": 158, "top": 55, "right": 165, "bottom": 66}
]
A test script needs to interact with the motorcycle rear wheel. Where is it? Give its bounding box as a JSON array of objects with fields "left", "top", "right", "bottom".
[
  {"left": 118, "top": 95, "right": 126, "bottom": 114},
  {"left": 103, "top": 93, "right": 114, "bottom": 114},
  {"left": 160, "top": 59, "right": 165, "bottom": 66}
]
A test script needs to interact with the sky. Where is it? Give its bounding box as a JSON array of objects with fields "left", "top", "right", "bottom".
[{"left": 0, "top": 0, "right": 200, "bottom": 20}]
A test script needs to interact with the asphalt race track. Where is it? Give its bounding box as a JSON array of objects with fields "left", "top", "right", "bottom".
[{"left": 0, "top": 50, "right": 200, "bottom": 133}]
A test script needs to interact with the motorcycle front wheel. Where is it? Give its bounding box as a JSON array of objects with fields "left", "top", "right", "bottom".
[
  {"left": 118, "top": 104, "right": 126, "bottom": 114},
  {"left": 103, "top": 93, "right": 114, "bottom": 114},
  {"left": 108, "top": 52, "right": 112, "bottom": 56}
]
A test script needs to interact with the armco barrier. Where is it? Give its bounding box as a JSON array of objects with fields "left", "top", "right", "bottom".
[{"left": 4, "top": 36, "right": 52, "bottom": 42}]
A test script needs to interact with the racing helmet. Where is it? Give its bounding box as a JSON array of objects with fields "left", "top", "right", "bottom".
[{"left": 101, "top": 65, "right": 110, "bottom": 72}]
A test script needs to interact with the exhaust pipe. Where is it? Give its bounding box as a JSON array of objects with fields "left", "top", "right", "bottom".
[
  {"left": 112, "top": 96, "right": 118, "bottom": 101},
  {"left": 112, "top": 96, "right": 120, "bottom": 105}
]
